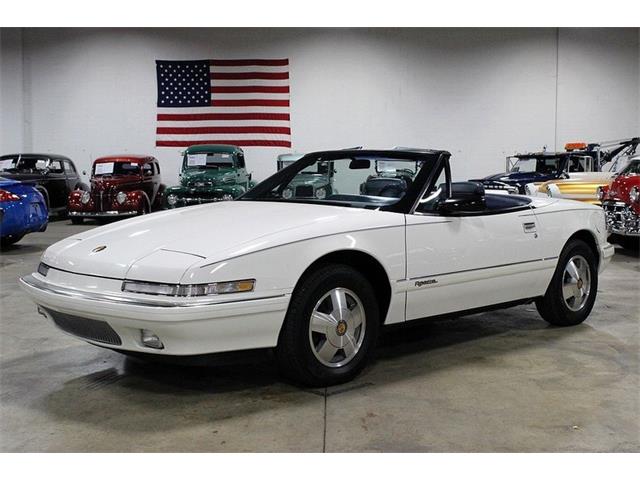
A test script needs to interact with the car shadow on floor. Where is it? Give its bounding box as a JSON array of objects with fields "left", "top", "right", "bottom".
[{"left": 1, "top": 304, "right": 599, "bottom": 435}]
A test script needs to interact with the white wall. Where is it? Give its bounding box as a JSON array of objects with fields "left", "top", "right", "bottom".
[
  {"left": 0, "top": 28, "right": 25, "bottom": 153},
  {"left": 1, "top": 28, "right": 638, "bottom": 185}
]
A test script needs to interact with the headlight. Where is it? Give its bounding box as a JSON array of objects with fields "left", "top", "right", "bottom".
[
  {"left": 545, "top": 186, "right": 553, "bottom": 197},
  {"left": 122, "top": 279, "right": 255, "bottom": 297},
  {"left": 221, "top": 194, "right": 234, "bottom": 201},
  {"left": 596, "top": 186, "right": 605, "bottom": 201},
  {"left": 116, "top": 191, "right": 127, "bottom": 205},
  {"left": 166, "top": 194, "right": 178, "bottom": 206},
  {"left": 315, "top": 187, "right": 327, "bottom": 199},
  {"left": 630, "top": 187, "right": 640, "bottom": 203},
  {"left": 282, "top": 188, "right": 293, "bottom": 199},
  {"left": 80, "top": 191, "right": 91, "bottom": 204}
]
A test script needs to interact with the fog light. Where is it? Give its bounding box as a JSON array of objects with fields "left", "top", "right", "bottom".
[{"left": 141, "top": 329, "right": 164, "bottom": 349}]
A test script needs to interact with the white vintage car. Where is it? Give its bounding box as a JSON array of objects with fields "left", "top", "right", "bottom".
[{"left": 20, "top": 148, "right": 614, "bottom": 386}]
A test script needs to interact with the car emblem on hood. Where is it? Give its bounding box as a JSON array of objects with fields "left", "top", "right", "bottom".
[{"left": 92, "top": 245, "right": 107, "bottom": 253}]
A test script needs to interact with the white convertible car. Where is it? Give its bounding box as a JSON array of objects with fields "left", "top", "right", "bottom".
[{"left": 20, "top": 148, "right": 614, "bottom": 386}]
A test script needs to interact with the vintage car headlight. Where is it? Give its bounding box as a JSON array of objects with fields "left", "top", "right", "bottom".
[
  {"left": 315, "top": 187, "right": 327, "bottom": 199},
  {"left": 166, "top": 194, "right": 178, "bottom": 206},
  {"left": 596, "top": 186, "right": 605, "bottom": 201},
  {"left": 282, "top": 188, "right": 293, "bottom": 199},
  {"left": 80, "top": 191, "right": 91, "bottom": 204},
  {"left": 122, "top": 279, "right": 255, "bottom": 297},
  {"left": 116, "top": 191, "right": 127, "bottom": 205},
  {"left": 630, "top": 187, "right": 640, "bottom": 204}
]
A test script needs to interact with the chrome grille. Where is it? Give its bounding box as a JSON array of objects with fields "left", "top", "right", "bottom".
[{"left": 603, "top": 201, "right": 640, "bottom": 235}]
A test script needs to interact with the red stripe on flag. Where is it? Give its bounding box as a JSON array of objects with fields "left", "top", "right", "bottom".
[
  {"left": 211, "top": 99, "right": 290, "bottom": 107},
  {"left": 209, "top": 59, "right": 289, "bottom": 66},
  {"left": 212, "top": 85, "right": 290, "bottom": 94},
  {"left": 157, "top": 113, "right": 290, "bottom": 121},
  {"left": 156, "top": 126, "right": 291, "bottom": 135},
  {"left": 211, "top": 72, "right": 289, "bottom": 80},
  {"left": 156, "top": 140, "right": 292, "bottom": 147}
]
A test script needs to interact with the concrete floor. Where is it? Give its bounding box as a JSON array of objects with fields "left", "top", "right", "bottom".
[{"left": 0, "top": 219, "right": 638, "bottom": 452}]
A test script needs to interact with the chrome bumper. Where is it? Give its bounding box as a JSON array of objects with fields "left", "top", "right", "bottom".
[
  {"left": 68, "top": 210, "right": 138, "bottom": 218},
  {"left": 602, "top": 201, "right": 640, "bottom": 237}
]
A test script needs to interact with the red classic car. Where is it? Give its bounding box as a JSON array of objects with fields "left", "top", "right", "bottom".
[
  {"left": 68, "top": 155, "right": 165, "bottom": 224},
  {"left": 598, "top": 156, "right": 640, "bottom": 249}
]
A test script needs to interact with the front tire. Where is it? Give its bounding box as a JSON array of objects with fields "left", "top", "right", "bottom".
[
  {"left": 276, "top": 264, "right": 380, "bottom": 387},
  {"left": 70, "top": 217, "right": 83, "bottom": 225},
  {"left": 535, "top": 239, "right": 598, "bottom": 327}
]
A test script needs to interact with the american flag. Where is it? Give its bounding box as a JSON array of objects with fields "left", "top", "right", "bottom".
[{"left": 155, "top": 59, "right": 291, "bottom": 148}]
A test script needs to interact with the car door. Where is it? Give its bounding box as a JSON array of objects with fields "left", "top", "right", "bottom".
[
  {"left": 44, "top": 159, "right": 68, "bottom": 209},
  {"left": 403, "top": 165, "right": 546, "bottom": 321}
]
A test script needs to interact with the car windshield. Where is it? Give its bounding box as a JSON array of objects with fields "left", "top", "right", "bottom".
[
  {"left": 281, "top": 160, "right": 330, "bottom": 175},
  {"left": 242, "top": 152, "right": 432, "bottom": 208},
  {"left": 184, "top": 152, "right": 236, "bottom": 170},
  {"left": 619, "top": 160, "right": 640, "bottom": 176},
  {"left": 0, "top": 156, "right": 58, "bottom": 173},
  {"left": 510, "top": 156, "right": 563, "bottom": 174},
  {"left": 93, "top": 161, "right": 141, "bottom": 176}
]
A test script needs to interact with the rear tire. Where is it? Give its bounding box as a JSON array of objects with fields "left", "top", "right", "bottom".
[
  {"left": 276, "top": 264, "right": 380, "bottom": 387},
  {"left": 70, "top": 218, "right": 83, "bottom": 225},
  {"left": 535, "top": 239, "right": 598, "bottom": 327},
  {"left": 1, "top": 235, "right": 24, "bottom": 248}
]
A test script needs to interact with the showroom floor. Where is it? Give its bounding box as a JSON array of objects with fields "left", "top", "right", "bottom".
[{"left": 0, "top": 219, "right": 638, "bottom": 452}]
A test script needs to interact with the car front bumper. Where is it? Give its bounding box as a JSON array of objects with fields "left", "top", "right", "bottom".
[
  {"left": 68, "top": 210, "right": 138, "bottom": 218},
  {"left": 602, "top": 201, "right": 640, "bottom": 237},
  {"left": 19, "top": 273, "right": 290, "bottom": 356}
]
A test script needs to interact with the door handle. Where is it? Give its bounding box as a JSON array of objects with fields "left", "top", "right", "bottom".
[{"left": 522, "top": 222, "right": 537, "bottom": 234}]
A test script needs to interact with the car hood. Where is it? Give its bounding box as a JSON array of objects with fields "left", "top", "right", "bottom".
[{"left": 41, "top": 201, "right": 404, "bottom": 281}]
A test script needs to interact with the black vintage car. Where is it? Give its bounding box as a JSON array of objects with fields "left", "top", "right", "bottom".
[{"left": 0, "top": 153, "right": 88, "bottom": 215}]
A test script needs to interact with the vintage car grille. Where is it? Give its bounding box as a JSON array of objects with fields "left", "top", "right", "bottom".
[
  {"left": 295, "top": 185, "right": 314, "bottom": 197},
  {"left": 602, "top": 201, "right": 640, "bottom": 235},
  {"left": 45, "top": 308, "right": 122, "bottom": 346},
  {"left": 186, "top": 180, "right": 215, "bottom": 188},
  {"left": 91, "top": 191, "right": 115, "bottom": 212}
]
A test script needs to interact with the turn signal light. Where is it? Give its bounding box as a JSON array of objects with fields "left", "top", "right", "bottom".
[{"left": 0, "top": 189, "right": 21, "bottom": 202}]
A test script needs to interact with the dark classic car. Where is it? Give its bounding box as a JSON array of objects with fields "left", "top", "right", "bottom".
[
  {"left": 471, "top": 150, "right": 599, "bottom": 194},
  {"left": 0, "top": 153, "right": 87, "bottom": 215},
  {"left": 277, "top": 153, "right": 335, "bottom": 199},
  {"left": 598, "top": 156, "right": 640, "bottom": 249},
  {"left": 360, "top": 159, "right": 419, "bottom": 197},
  {"left": 163, "top": 144, "right": 255, "bottom": 209},
  {"left": 0, "top": 176, "right": 48, "bottom": 247},
  {"left": 67, "top": 155, "right": 165, "bottom": 224},
  {"left": 473, "top": 138, "right": 640, "bottom": 195}
]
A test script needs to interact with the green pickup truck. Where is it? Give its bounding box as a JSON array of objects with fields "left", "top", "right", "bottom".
[{"left": 163, "top": 144, "right": 255, "bottom": 209}]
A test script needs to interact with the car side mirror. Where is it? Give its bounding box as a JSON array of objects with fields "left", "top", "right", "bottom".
[{"left": 82, "top": 170, "right": 87, "bottom": 176}]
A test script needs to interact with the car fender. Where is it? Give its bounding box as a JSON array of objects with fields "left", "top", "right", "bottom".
[{"left": 180, "top": 224, "right": 407, "bottom": 324}]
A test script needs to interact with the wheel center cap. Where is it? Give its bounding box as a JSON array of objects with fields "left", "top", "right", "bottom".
[
  {"left": 577, "top": 279, "right": 583, "bottom": 289},
  {"left": 336, "top": 321, "right": 347, "bottom": 336}
]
